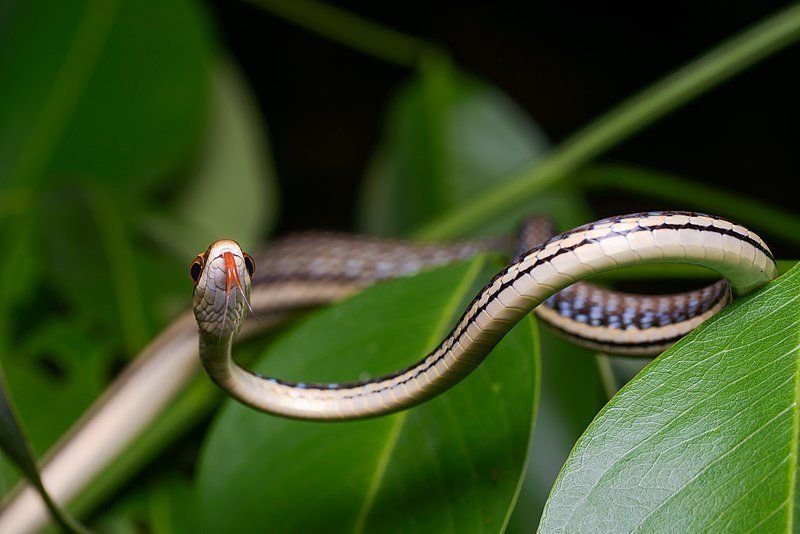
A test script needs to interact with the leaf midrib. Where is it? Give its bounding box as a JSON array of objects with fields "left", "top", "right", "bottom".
[{"left": 351, "top": 257, "right": 486, "bottom": 533}]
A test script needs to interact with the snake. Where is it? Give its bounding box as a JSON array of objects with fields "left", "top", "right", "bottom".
[
  {"left": 192, "top": 211, "right": 776, "bottom": 420},
  {"left": 0, "top": 211, "right": 777, "bottom": 531}
]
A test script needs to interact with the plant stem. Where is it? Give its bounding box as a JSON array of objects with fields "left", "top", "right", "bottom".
[
  {"left": 245, "top": 0, "right": 438, "bottom": 68},
  {"left": 415, "top": 2, "right": 800, "bottom": 240},
  {"left": 594, "top": 355, "right": 619, "bottom": 400},
  {"left": 580, "top": 164, "right": 800, "bottom": 246}
]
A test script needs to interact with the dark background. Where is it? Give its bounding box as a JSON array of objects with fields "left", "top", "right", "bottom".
[{"left": 210, "top": 1, "right": 798, "bottom": 235}]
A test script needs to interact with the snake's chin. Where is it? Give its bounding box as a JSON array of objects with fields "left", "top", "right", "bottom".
[{"left": 193, "top": 287, "right": 250, "bottom": 340}]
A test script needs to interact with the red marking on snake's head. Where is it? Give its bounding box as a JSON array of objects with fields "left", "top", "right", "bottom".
[{"left": 223, "top": 251, "right": 242, "bottom": 296}]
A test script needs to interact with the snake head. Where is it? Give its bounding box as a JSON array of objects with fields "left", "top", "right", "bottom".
[{"left": 191, "top": 239, "right": 256, "bottom": 339}]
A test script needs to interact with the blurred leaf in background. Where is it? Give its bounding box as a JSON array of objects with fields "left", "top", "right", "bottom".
[
  {"left": 44, "top": 2, "right": 211, "bottom": 191},
  {"left": 0, "top": 0, "right": 213, "bottom": 194},
  {"left": 0, "top": 0, "right": 278, "bottom": 517},
  {"left": 0, "top": 0, "right": 213, "bottom": 493},
  {"left": 143, "top": 60, "right": 279, "bottom": 260},
  {"left": 359, "top": 55, "right": 590, "bottom": 239}
]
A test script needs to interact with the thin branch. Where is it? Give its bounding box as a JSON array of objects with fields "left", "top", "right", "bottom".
[
  {"left": 415, "top": 3, "right": 800, "bottom": 239},
  {"left": 246, "top": 0, "right": 438, "bottom": 68}
]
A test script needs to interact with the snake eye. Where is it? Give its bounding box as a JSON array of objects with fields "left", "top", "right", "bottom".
[
  {"left": 243, "top": 253, "right": 256, "bottom": 278},
  {"left": 189, "top": 255, "right": 205, "bottom": 285}
]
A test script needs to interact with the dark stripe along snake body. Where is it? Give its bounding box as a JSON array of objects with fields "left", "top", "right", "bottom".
[{"left": 195, "top": 211, "right": 776, "bottom": 420}]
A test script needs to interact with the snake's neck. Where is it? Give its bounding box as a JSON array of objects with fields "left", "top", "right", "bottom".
[{"left": 199, "top": 333, "right": 236, "bottom": 389}]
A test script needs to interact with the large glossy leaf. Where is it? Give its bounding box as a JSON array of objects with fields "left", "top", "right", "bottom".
[
  {"left": 540, "top": 264, "right": 800, "bottom": 532},
  {"left": 198, "top": 257, "right": 538, "bottom": 532},
  {"left": 358, "top": 58, "right": 589, "bottom": 237}
]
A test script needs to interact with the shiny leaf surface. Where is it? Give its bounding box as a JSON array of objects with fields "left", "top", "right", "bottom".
[{"left": 540, "top": 265, "right": 800, "bottom": 531}]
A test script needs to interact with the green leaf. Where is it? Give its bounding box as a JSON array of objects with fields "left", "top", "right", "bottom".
[
  {"left": 0, "top": 320, "right": 108, "bottom": 494},
  {"left": 508, "top": 331, "right": 604, "bottom": 531},
  {"left": 39, "top": 187, "right": 151, "bottom": 353},
  {"left": 539, "top": 264, "right": 800, "bottom": 532},
  {"left": 358, "top": 57, "right": 589, "bottom": 237},
  {"left": 142, "top": 59, "right": 279, "bottom": 259},
  {"left": 0, "top": 0, "right": 215, "bottom": 345},
  {"left": 198, "top": 258, "right": 539, "bottom": 532},
  {"left": 0, "top": 0, "right": 213, "bottom": 192},
  {"left": 91, "top": 473, "right": 196, "bottom": 534}
]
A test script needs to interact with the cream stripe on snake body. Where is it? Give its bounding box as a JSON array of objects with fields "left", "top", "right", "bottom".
[{"left": 198, "top": 212, "right": 776, "bottom": 420}]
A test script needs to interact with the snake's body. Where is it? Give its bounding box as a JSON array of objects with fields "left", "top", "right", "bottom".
[
  {"left": 195, "top": 212, "right": 774, "bottom": 419},
  {"left": 0, "top": 212, "right": 777, "bottom": 532}
]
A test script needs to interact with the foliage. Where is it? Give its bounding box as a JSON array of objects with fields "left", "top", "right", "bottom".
[
  {"left": 540, "top": 263, "right": 800, "bottom": 532},
  {"left": 0, "top": 0, "right": 799, "bottom": 532}
]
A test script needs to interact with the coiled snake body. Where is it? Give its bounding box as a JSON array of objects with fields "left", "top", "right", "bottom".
[{"left": 192, "top": 211, "right": 776, "bottom": 420}]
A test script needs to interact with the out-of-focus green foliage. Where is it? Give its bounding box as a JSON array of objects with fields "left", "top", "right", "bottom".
[
  {"left": 0, "top": 0, "right": 275, "bottom": 526},
  {"left": 359, "top": 56, "right": 589, "bottom": 238},
  {"left": 0, "top": 0, "right": 211, "bottom": 492},
  {"left": 0, "top": 0, "right": 211, "bottom": 191},
  {"left": 143, "top": 61, "right": 279, "bottom": 259}
]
